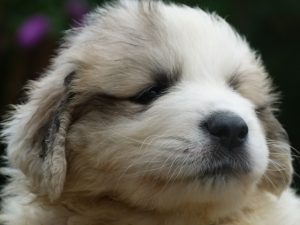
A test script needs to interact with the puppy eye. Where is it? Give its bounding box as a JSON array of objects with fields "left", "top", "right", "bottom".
[
  {"left": 228, "top": 74, "right": 240, "bottom": 91},
  {"left": 255, "top": 105, "right": 267, "bottom": 114},
  {"left": 130, "top": 85, "right": 166, "bottom": 105}
]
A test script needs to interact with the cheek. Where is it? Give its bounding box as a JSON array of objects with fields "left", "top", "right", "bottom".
[
  {"left": 244, "top": 116, "right": 269, "bottom": 178},
  {"left": 67, "top": 112, "right": 163, "bottom": 179}
]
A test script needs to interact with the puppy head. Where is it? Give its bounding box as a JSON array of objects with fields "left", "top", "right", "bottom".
[{"left": 2, "top": 0, "right": 292, "bottom": 214}]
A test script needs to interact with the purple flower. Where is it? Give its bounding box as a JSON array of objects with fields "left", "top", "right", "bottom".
[
  {"left": 16, "top": 15, "right": 50, "bottom": 48},
  {"left": 66, "top": 0, "right": 89, "bottom": 25}
]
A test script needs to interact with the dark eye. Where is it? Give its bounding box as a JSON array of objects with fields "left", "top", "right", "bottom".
[
  {"left": 255, "top": 105, "right": 268, "bottom": 115},
  {"left": 130, "top": 85, "right": 166, "bottom": 105},
  {"left": 228, "top": 74, "right": 240, "bottom": 91}
]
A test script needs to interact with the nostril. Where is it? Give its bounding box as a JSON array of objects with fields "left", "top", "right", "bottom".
[
  {"left": 203, "top": 111, "right": 248, "bottom": 149},
  {"left": 238, "top": 124, "right": 248, "bottom": 140}
]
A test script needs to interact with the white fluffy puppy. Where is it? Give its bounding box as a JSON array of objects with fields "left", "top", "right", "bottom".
[{"left": 1, "top": 1, "right": 300, "bottom": 225}]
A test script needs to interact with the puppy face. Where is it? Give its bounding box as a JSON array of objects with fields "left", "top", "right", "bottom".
[{"left": 3, "top": 0, "right": 292, "bottom": 216}]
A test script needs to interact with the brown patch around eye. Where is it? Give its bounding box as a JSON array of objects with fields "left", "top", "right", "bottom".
[
  {"left": 228, "top": 74, "right": 241, "bottom": 90},
  {"left": 254, "top": 105, "right": 268, "bottom": 115},
  {"left": 70, "top": 93, "right": 144, "bottom": 124}
]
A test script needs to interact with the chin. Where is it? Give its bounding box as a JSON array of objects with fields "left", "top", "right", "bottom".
[{"left": 1, "top": 1, "right": 299, "bottom": 225}]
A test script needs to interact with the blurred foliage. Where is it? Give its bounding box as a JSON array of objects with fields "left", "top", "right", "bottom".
[
  {"left": 1, "top": 0, "right": 94, "bottom": 45},
  {"left": 0, "top": 0, "right": 300, "bottom": 190}
]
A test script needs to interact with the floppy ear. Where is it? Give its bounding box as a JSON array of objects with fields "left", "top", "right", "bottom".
[
  {"left": 3, "top": 71, "right": 76, "bottom": 201},
  {"left": 258, "top": 109, "right": 293, "bottom": 196}
]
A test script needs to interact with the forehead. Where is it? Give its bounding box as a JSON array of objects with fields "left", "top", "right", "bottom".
[
  {"left": 160, "top": 5, "right": 260, "bottom": 83},
  {"left": 70, "top": 1, "right": 258, "bottom": 94}
]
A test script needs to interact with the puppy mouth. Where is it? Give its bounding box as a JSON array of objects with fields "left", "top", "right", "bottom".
[
  {"left": 196, "top": 145, "right": 252, "bottom": 177},
  {"left": 196, "top": 155, "right": 252, "bottom": 178},
  {"left": 133, "top": 136, "right": 253, "bottom": 183},
  {"left": 141, "top": 157, "right": 252, "bottom": 186},
  {"left": 141, "top": 148, "right": 252, "bottom": 185}
]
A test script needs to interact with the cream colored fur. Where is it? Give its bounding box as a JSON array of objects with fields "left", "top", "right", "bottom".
[{"left": 1, "top": 1, "right": 300, "bottom": 224}]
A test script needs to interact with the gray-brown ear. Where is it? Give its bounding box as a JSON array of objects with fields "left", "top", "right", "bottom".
[
  {"left": 258, "top": 109, "right": 293, "bottom": 196},
  {"left": 3, "top": 72, "right": 76, "bottom": 201},
  {"left": 37, "top": 94, "right": 74, "bottom": 200}
]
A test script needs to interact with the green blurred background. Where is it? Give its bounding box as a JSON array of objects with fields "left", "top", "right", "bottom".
[{"left": 0, "top": 0, "right": 299, "bottom": 190}]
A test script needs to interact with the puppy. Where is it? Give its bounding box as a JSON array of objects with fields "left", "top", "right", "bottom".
[{"left": 1, "top": 1, "right": 300, "bottom": 224}]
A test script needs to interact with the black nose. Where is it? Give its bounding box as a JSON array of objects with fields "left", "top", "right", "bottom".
[{"left": 203, "top": 111, "right": 248, "bottom": 149}]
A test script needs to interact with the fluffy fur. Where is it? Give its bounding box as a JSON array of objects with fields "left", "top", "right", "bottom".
[{"left": 1, "top": 1, "right": 300, "bottom": 224}]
